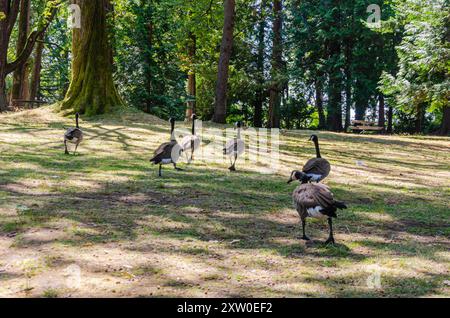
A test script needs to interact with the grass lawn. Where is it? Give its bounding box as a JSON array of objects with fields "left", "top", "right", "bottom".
[{"left": 0, "top": 106, "right": 449, "bottom": 298}]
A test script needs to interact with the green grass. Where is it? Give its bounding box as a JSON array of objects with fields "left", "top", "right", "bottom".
[{"left": 0, "top": 106, "right": 449, "bottom": 298}]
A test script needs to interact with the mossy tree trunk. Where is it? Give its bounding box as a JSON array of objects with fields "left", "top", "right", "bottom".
[{"left": 62, "top": 0, "right": 123, "bottom": 115}]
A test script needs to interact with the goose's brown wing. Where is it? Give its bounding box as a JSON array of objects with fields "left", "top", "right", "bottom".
[
  {"left": 293, "top": 183, "right": 335, "bottom": 210},
  {"left": 150, "top": 141, "right": 182, "bottom": 164},
  {"left": 65, "top": 128, "right": 83, "bottom": 142},
  {"left": 302, "top": 158, "right": 331, "bottom": 178}
]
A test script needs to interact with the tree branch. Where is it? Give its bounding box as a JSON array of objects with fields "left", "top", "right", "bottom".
[
  {"left": 6, "top": 2, "right": 58, "bottom": 75},
  {"left": 6, "top": 0, "right": 20, "bottom": 38}
]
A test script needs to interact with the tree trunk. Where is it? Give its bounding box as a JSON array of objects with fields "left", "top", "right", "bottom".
[
  {"left": 0, "top": 0, "right": 56, "bottom": 112},
  {"left": 213, "top": 0, "right": 235, "bottom": 123},
  {"left": 344, "top": 41, "right": 352, "bottom": 131},
  {"left": 185, "top": 33, "right": 196, "bottom": 120},
  {"left": 62, "top": 0, "right": 123, "bottom": 115},
  {"left": 315, "top": 79, "right": 326, "bottom": 129},
  {"left": 30, "top": 34, "right": 44, "bottom": 102},
  {"left": 414, "top": 103, "right": 425, "bottom": 134},
  {"left": 254, "top": 0, "right": 266, "bottom": 128},
  {"left": 268, "top": 0, "right": 282, "bottom": 129},
  {"left": 439, "top": 105, "right": 450, "bottom": 135},
  {"left": 12, "top": 0, "right": 31, "bottom": 107},
  {"left": 387, "top": 105, "right": 393, "bottom": 134},
  {"left": 145, "top": 19, "right": 153, "bottom": 113},
  {"left": 326, "top": 47, "right": 343, "bottom": 131},
  {"left": 0, "top": 0, "right": 20, "bottom": 112},
  {"left": 378, "top": 94, "right": 385, "bottom": 132}
]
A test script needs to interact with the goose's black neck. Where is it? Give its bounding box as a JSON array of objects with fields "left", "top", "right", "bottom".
[
  {"left": 314, "top": 139, "right": 321, "bottom": 158},
  {"left": 170, "top": 120, "right": 176, "bottom": 141},
  {"left": 191, "top": 119, "right": 195, "bottom": 135},
  {"left": 76, "top": 114, "right": 79, "bottom": 129}
]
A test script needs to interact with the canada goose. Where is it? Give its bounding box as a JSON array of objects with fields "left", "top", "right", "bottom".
[
  {"left": 287, "top": 170, "right": 347, "bottom": 244},
  {"left": 64, "top": 112, "right": 84, "bottom": 155},
  {"left": 223, "top": 121, "right": 245, "bottom": 171},
  {"left": 150, "top": 118, "right": 183, "bottom": 177},
  {"left": 180, "top": 114, "right": 201, "bottom": 163},
  {"left": 302, "top": 134, "right": 331, "bottom": 182}
]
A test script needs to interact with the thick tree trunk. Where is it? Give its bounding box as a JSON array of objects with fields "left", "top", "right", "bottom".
[
  {"left": 268, "top": 0, "right": 282, "bottom": 129},
  {"left": 62, "top": 0, "right": 123, "bottom": 115},
  {"left": 439, "top": 105, "right": 450, "bottom": 135},
  {"left": 185, "top": 33, "right": 196, "bottom": 120},
  {"left": 12, "top": 0, "right": 31, "bottom": 107},
  {"left": 30, "top": 34, "right": 44, "bottom": 101},
  {"left": 254, "top": 0, "right": 266, "bottom": 128},
  {"left": 213, "top": 0, "right": 235, "bottom": 123},
  {"left": 378, "top": 94, "right": 385, "bottom": 132},
  {"left": 326, "top": 47, "right": 343, "bottom": 131},
  {"left": 315, "top": 79, "right": 326, "bottom": 129}
]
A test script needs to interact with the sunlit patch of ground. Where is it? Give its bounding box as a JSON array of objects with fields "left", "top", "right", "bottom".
[{"left": 0, "top": 106, "right": 449, "bottom": 298}]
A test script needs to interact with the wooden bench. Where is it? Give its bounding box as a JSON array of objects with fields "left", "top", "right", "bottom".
[{"left": 349, "top": 120, "right": 384, "bottom": 133}]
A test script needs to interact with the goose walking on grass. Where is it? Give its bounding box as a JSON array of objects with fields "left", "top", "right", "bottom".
[
  {"left": 288, "top": 170, "right": 347, "bottom": 245},
  {"left": 302, "top": 134, "right": 331, "bottom": 182},
  {"left": 64, "top": 112, "right": 84, "bottom": 155},
  {"left": 150, "top": 118, "right": 183, "bottom": 177},
  {"left": 223, "top": 121, "right": 245, "bottom": 172},
  {"left": 180, "top": 114, "right": 201, "bottom": 164}
]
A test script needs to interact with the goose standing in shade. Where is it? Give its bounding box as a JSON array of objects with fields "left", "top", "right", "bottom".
[
  {"left": 302, "top": 134, "right": 331, "bottom": 182},
  {"left": 64, "top": 112, "right": 84, "bottom": 155},
  {"left": 150, "top": 118, "right": 183, "bottom": 177},
  {"left": 180, "top": 114, "right": 201, "bottom": 163},
  {"left": 288, "top": 170, "right": 347, "bottom": 244},
  {"left": 223, "top": 121, "right": 245, "bottom": 171}
]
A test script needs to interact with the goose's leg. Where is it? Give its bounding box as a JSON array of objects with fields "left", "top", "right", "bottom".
[
  {"left": 301, "top": 219, "right": 310, "bottom": 241},
  {"left": 64, "top": 140, "right": 69, "bottom": 155},
  {"left": 158, "top": 164, "right": 162, "bottom": 177},
  {"left": 325, "top": 218, "right": 335, "bottom": 245},
  {"left": 173, "top": 163, "right": 183, "bottom": 171},
  {"left": 190, "top": 140, "right": 195, "bottom": 162},
  {"left": 229, "top": 154, "right": 237, "bottom": 171},
  {"left": 74, "top": 143, "right": 79, "bottom": 155}
]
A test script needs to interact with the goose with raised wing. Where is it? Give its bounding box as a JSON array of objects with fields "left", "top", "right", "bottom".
[
  {"left": 150, "top": 118, "right": 183, "bottom": 177},
  {"left": 64, "top": 113, "right": 84, "bottom": 155},
  {"left": 288, "top": 170, "right": 347, "bottom": 244}
]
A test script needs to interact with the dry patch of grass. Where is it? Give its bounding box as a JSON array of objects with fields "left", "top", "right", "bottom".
[{"left": 0, "top": 106, "right": 449, "bottom": 298}]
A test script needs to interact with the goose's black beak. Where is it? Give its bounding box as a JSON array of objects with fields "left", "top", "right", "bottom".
[{"left": 287, "top": 178, "right": 293, "bottom": 184}]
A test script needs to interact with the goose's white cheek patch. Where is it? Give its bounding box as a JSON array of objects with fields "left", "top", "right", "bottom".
[{"left": 307, "top": 206, "right": 327, "bottom": 218}]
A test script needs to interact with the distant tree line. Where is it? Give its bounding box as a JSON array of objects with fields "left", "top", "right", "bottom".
[{"left": 0, "top": 0, "right": 448, "bottom": 135}]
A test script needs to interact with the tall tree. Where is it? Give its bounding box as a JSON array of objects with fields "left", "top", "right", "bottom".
[
  {"left": 11, "top": 0, "right": 31, "bottom": 106},
  {"left": 212, "top": 0, "right": 235, "bottom": 123},
  {"left": 253, "top": 0, "right": 266, "bottom": 128},
  {"left": 62, "top": 0, "right": 123, "bottom": 115},
  {"left": 268, "top": 0, "right": 283, "bottom": 128},
  {"left": 30, "top": 33, "right": 44, "bottom": 101},
  {"left": 185, "top": 32, "right": 196, "bottom": 120}
]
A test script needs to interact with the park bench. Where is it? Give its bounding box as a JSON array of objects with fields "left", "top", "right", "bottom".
[{"left": 349, "top": 120, "right": 384, "bottom": 133}]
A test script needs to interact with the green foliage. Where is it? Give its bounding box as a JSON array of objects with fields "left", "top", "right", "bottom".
[{"left": 380, "top": 0, "right": 450, "bottom": 131}]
